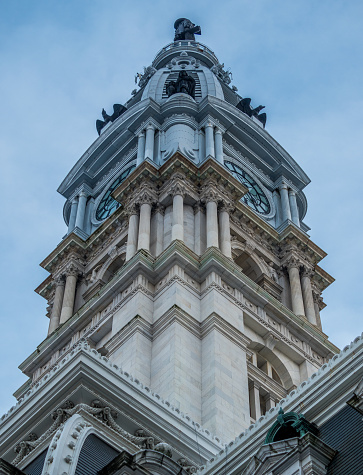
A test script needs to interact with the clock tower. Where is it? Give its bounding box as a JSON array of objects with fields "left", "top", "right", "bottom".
[{"left": 0, "top": 20, "right": 338, "bottom": 475}]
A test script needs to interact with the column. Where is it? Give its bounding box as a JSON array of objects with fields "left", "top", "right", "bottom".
[
  {"left": 126, "top": 209, "right": 139, "bottom": 261},
  {"left": 48, "top": 277, "right": 65, "bottom": 335},
  {"left": 218, "top": 206, "right": 232, "bottom": 258},
  {"left": 172, "top": 193, "right": 184, "bottom": 242},
  {"left": 205, "top": 122, "right": 215, "bottom": 158},
  {"left": 313, "top": 292, "right": 323, "bottom": 330},
  {"left": 137, "top": 202, "right": 152, "bottom": 251},
  {"left": 151, "top": 204, "right": 164, "bottom": 256},
  {"left": 272, "top": 190, "right": 282, "bottom": 227},
  {"left": 194, "top": 203, "right": 206, "bottom": 255},
  {"left": 265, "top": 395, "right": 276, "bottom": 411},
  {"left": 144, "top": 124, "right": 155, "bottom": 161},
  {"left": 279, "top": 184, "right": 292, "bottom": 222},
  {"left": 249, "top": 381, "right": 261, "bottom": 421},
  {"left": 68, "top": 198, "right": 78, "bottom": 233},
  {"left": 75, "top": 191, "right": 88, "bottom": 230},
  {"left": 206, "top": 199, "right": 219, "bottom": 248},
  {"left": 288, "top": 189, "right": 300, "bottom": 227},
  {"left": 59, "top": 268, "right": 78, "bottom": 324},
  {"left": 301, "top": 269, "right": 317, "bottom": 324},
  {"left": 136, "top": 131, "right": 146, "bottom": 166},
  {"left": 214, "top": 128, "right": 223, "bottom": 164},
  {"left": 287, "top": 260, "right": 305, "bottom": 316}
]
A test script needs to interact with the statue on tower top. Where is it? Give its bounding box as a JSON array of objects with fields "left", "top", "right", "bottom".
[{"left": 174, "top": 18, "right": 201, "bottom": 41}]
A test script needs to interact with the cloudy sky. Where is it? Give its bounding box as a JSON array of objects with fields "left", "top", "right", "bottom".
[{"left": 0, "top": 1, "right": 362, "bottom": 416}]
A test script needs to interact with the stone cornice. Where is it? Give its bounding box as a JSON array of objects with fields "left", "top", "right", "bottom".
[{"left": 0, "top": 341, "right": 222, "bottom": 464}]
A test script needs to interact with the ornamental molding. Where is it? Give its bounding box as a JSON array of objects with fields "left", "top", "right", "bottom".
[
  {"left": 131, "top": 183, "right": 158, "bottom": 207},
  {"left": 161, "top": 113, "right": 198, "bottom": 131},
  {"left": 94, "top": 149, "right": 137, "bottom": 192},
  {"left": 13, "top": 398, "right": 162, "bottom": 470}
]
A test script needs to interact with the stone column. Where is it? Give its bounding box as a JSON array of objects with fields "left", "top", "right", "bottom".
[
  {"left": 272, "top": 190, "right": 282, "bottom": 227},
  {"left": 171, "top": 192, "right": 184, "bottom": 242},
  {"left": 214, "top": 128, "right": 223, "bottom": 164},
  {"left": 301, "top": 269, "right": 317, "bottom": 325},
  {"left": 75, "top": 191, "right": 88, "bottom": 230},
  {"left": 126, "top": 207, "right": 139, "bottom": 261},
  {"left": 48, "top": 277, "right": 65, "bottom": 335},
  {"left": 136, "top": 131, "right": 146, "bottom": 166},
  {"left": 59, "top": 267, "right": 79, "bottom": 324},
  {"left": 279, "top": 183, "right": 292, "bottom": 222},
  {"left": 249, "top": 381, "right": 261, "bottom": 421},
  {"left": 194, "top": 203, "right": 206, "bottom": 255},
  {"left": 153, "top": 204, "right": 165, "bottom": 256},
  {"left": 265, "top": 395, "right": 276, "bottom": 411},
  {"left": 205, "top": 122, "right": 215, "bottom": 158},
  {"left": 288, "top": 189, "right": 300, "bottom": 227},
  {"left": 206, "top": 198, "right": 219, "bottom": 248},
  {"left": 287, "top": 260, "right": 305, "bottom": 316},
  {"left": 137, "top": 202, "right": 152, "bottom": 251},
  {"left": 218, "top": 205, "right": 232, "bottom": 258},
  {"left": 144, "top": 124, "right": 155, "bottom": 161},
  {"left": 68, "top": 198, "right": 78, "bottom": 233},
  {"left": 313, "top": 291, "right": 323, "bottom": 330}
]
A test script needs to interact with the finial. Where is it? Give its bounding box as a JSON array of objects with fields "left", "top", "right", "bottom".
[{"left": 174, "top": 18, "right": 201, "bottom": 41}]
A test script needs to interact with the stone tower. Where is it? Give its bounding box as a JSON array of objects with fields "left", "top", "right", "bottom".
[{"left": 0, "top": 20, "right": 338, "bottom": 475}]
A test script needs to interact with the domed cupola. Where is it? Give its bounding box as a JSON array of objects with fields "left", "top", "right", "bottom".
[{"left": 141, "top": 46, "right": 224, "bottom": 103}]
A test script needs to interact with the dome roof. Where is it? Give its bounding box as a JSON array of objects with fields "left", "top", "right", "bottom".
[{"left": 141, "top": 45, "right": 224, "bottom": 103}]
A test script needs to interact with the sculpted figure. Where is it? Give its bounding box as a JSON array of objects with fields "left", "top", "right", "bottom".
[
  {"left": 166, "top": 71, "right": 196, "bottom": 99},
  {"left": 174, "top": 18, "right": 201, "bottom": 41},
  {"left": 236, "top": 98, "right": 267, "bottom": 128},
  {"left": 96, "top": 104, "right": 127, "bottom": 135},
  {"left": 176, "top": 70, "right": 195, "bottom": 97}
]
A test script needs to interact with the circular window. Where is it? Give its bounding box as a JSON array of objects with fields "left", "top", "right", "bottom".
[
  {"left": 95, "top": 165, "right": 136, "bottom": 221},
  {"left": 225, "top": 161, "right": 271, "bottom": 215}
]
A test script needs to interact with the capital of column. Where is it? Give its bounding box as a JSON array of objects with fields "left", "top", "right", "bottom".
[
  {"left": 170, "top": 182, "right": 187, "bottom": 198},
  {"left": 312, "top": 291, "right": 324, "bottom": 307},
  {"left": 215, "top": 128, "right": 223, "bottom": 136},
  {"left": 125, "top": 203, "right": 139, "bottom": 217},
  {"left": 301, "top": 266, "right": 314, "bottom": 279},
  {"left": 288, "top": 189, "right": 296, "bottom": 197},
  {"left": 193, "top": 201, "right": 205, "bottom": 214},
  {"left": 285, "top": 257, "right": 301, "bottom": 271},
  {"left": 54, "top": 275, "right": 66, "bottom": 287},
  {"left": 138, "top": 131, "right": 145, "bottom": 139},
  {"left": 218, "top": 199, "right": 234, "bottom": 214},
  {"left": 146, "top": 123, "right": 155, "bottom": 132},
  {"left": 279, "top": 183, "right": 289, "bottom": 191},
  {"left": 201, "top": 185, "right": 220, "bottom": 204},
  {"left": 134, "top": 185, "right": 157, "bottom": 206},
  {"left": 152, "top": 202, "right": 165, "bottom": 216},
  {"left": 64, "top": 262, "right": 82, "bottom": 278}
]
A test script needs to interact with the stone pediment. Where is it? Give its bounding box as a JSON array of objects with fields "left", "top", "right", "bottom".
[{"left": 243, "top": 433, "right": 336, "bottom": 475}]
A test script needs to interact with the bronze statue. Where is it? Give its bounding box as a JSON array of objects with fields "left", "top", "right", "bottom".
[
  {"left": 96, "top": 104, "right": 127, "bottom": 135},
  {"left": 236, "top": 98, "right": 267, "bottom": 128},
  {"left": 166, "top": 71, "right": 196, "bottom": 99},
  {"left": 174, "top": 18, "right": 201, "bottom": 41}
]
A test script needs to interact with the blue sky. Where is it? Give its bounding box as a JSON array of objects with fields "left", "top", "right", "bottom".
[{"left": 0, "top": 1, "right": 362, "bottom": 416}]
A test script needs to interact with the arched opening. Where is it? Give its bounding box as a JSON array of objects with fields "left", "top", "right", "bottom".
[
  {"left": 234, "top": 251, "right": 264, "bottom": 283},
  {"left": 101, "top": 255, "right": 125, "bottom": 283}
]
